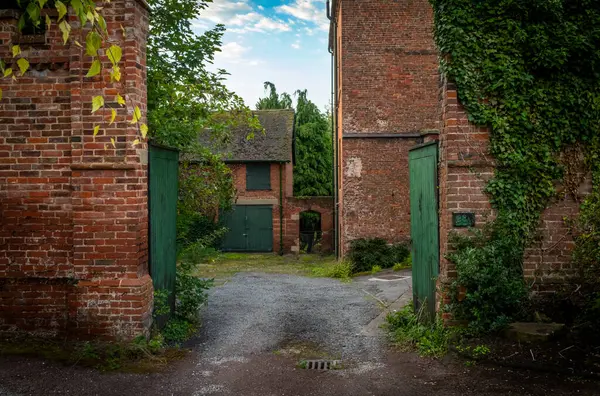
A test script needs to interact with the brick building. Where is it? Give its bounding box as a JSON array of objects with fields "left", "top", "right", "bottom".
[
  {"left": 204, "top": 110, "right": 333, "bottom": 254},
  {"left": 0, "top": 1, "right": 154, "bottom": 339},
  {"left": 328, "top": 0, "right": 441, "bottom": 257},
  {"left": 328, "top": 0, "right": 587, "bottom": 308}
]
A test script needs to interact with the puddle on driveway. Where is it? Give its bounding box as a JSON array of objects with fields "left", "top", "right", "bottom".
[{"left": 368, "top": 274, "right": 411, "bottom": 282}]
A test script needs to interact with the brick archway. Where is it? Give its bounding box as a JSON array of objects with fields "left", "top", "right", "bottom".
[{"left": 284, "top": 197, "right": 334, "bottom": 254}]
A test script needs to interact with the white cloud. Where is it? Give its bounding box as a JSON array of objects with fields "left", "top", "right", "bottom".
[
  {"left": 257, "top": 5, "right": 264, "bottom": 10},
  {"left": 291, "top": 41, "right": 301, "bottom": 49},
  {"left": 217, "top": 42, "right": 251, "bottom": 63},
  {"left": 276, "top": 0, "right": 329, "bottom": 31},
  {"left": 197, "top": 0, "right": 290, "bottom": 34}
]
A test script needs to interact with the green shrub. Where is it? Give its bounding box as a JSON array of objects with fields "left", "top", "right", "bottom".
[
  {"left": 347, "top": 238, "right": 410, "bottom": 273},
  {"left": 175, "top": 260, "right": 213, "bottom": 322},
  {"left": 371, "top": 265, "right": 382, "bottom": 274},
  {"left": 390, "top": 243, "right": 410, "bottom": 264},
  {"left": 447, "top": 226, "right": 528, "bottom": 333},
  {"left": 386, "top": 306, "right": 450, "bottom": 358},
  {"left": 177, "top": 213, "right": 224, "bottom": 250}
]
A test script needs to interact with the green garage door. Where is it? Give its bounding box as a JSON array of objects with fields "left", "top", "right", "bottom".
[{"left": 221, "top": 205, "right": 273, "bottom": 252}]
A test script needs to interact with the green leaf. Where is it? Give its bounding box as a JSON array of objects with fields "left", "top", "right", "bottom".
[
  {"left": 38, "top": 0, "right": 48, "bottom": 7},
  {"left": 4, "top": 68, "right": 13, "bottom": 78},
  {"left": 97, "top": 14, "right": 107, "bottom": 32},
  {"left": 130, "top": 106, "right": 141, "bottom": 124},
  {"left": 93, "top": 125, "right": 100, "bottom": 136},
  {"left": 26, "top": 3, "right": 41, "bottom": 26},
  {"left": 91, "top": 96, "right": 104, "bottom": 113},
  {"left": 140, "top": 123, "right": 148, "bottom": 139},
  {"left": 45, "top": 14, "right": 51, "bottom": 30},
  {"left": 85, "top": 31, "right": 102, "bottom": 57},
  {"left": 17, "top": 58, "right": 29, "bottom": 76},
  {"left": 58, "top": 20, "right": 71, "bottom": 44},
  {"left": 116, "top": 94, "right": 126, "bottom": 106},
  {"left": 55, "top": 1, "right": 67, "bottom": 21},
  {"left": 107, "top": 45, "right": 122, "bottom": 66},
  {"left": 12, "top": 45, "right": 20, "bottom": 58},
  {"left": 86, "top": 60, "right": 101, "bottom": 78},
  {"left": 109, "top": 109, "right": 117, "bottom": 125},
  {"left": 110, "top": 66, "right": 121, "bottom": 82}
]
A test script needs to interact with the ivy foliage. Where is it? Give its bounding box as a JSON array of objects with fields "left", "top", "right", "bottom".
[
  {"left": 431, "top": 0, "right": 600, "bottom": 331},
  {"left": 432, "top": 0, "right": 600, "bottom": 243},
  {"left": 256, "top": 82, "right": 333, "bottom": 196}
]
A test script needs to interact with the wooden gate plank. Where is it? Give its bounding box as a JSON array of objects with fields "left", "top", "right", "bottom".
[
  {"left": 149, "top": 144, "right": 179, "bottom": 315},
  {"left": 409, "top": 142, "right": 440, "bottom": 319}
]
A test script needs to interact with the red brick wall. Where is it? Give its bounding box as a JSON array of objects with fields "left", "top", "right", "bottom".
[
  {"left": 0, "top": 1, "right": 152, "bottom": 339},
  {"left": 341, "top": 138, "right": 419, "bottom": 247},
  {"left": 340, "top": 0, "right": 440, "bottom": 134},
  {"left": 335, "top": 0, "right": 441, "bottom": 255}
]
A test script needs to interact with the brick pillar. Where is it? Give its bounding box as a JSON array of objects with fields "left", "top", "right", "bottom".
[
  {"left": 0, "top": 1, "right": 152, "bottom": 339},
  {"left": 68, "top": 0, "right": 152, "bottom": 339}
]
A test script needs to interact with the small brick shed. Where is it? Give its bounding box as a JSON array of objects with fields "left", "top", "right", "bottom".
[
  {"left": 0, "top": 1, "right": 154, "bottom": 339},
  {"left": 202, "top": 110, "right": 334, "bottom": 254}
]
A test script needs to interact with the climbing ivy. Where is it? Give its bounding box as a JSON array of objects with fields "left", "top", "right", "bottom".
[{"left": 431, "top": 0, "right": 600, "bottom": 329}]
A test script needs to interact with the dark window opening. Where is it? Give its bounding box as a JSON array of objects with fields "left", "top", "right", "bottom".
[
  {"left": 300, "top": 211, "right": 322, "bottom": 253},
  {"left": 246, "top": 163, "right": 271, "bottom": 190}
]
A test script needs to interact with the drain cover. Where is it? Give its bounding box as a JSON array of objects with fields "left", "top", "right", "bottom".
[{"left": 300, "top": 360, "right": 342, "bottom": 370}]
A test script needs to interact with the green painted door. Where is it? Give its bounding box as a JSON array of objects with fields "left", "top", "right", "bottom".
[
  {"left": 149, "top": 144, "right": 179, "bottom": 314},
  {"left": 220, "top": 206, "right": 247, "bottom": 251},
  {"left": 409, "top": 142, "right": 439, "bottom": 319},
  {"left": 221, "top": 205, "right": 273, "bottom": 252}
]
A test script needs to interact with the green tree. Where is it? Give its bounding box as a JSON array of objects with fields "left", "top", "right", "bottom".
[
  {"left": 293, "top": 90, "right": 333, "bottom": 196},
  {"left": 256, "top": 81, "right": 293, "bottom": 110}
]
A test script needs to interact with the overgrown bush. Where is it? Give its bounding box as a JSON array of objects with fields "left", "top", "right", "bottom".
[
  {"left": 386, "top": 306, "right": 450, "bottom": 358},
  {"left": 177, "top": 213, "right": 225, "bottom": 250},
  {"left": 566, "top": 188, "right": 600, "bottom": 342},
  {"left": 347, "top": 238, "right": 411, "bottom": 273},
  {"left": 446, "top": 225, "right": 528, "bottom": 333}
]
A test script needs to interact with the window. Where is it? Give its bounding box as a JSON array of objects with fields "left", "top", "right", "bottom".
[{"left": 246, "top": 163, "right": 271, "bottom": 190}]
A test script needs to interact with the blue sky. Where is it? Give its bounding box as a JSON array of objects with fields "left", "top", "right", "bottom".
[{"left": 193, "top": 0, "right": 331, "bottom": 111}]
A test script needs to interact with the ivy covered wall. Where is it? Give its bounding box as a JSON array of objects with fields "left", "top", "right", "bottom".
[{"left": 432, "top": 0, "right": 600, "bottom": 330}]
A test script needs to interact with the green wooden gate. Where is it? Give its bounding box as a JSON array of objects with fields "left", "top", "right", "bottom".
[
  {"left": 221, "top": 205, "right": 273, "bottom": 252},
  {"left": 409, "top": 142, "right": 440, "bottom": 319},
  {"left": 148, "top": 144, "right": 179, "bottom": 314}
]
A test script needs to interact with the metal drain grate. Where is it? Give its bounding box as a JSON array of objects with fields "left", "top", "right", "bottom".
[{"left": 301, "top": 360, "right": 342, "bottom": 370}]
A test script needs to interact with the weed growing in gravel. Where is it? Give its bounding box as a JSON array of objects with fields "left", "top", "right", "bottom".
[
  {"left": 386, "top": 305, "right": 450, "bottom": 358},
  {"left": 311, "top": 260, "right": 353, "bottom": 280},
  {"left": 371, "top": 265, "right": 382, "bottom": 274},
  {"left": 393, "top": 255, "right": 412, "bottom": 271}
]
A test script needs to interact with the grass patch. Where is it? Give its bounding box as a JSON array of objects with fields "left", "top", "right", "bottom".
[
  {"left": 194, "top": 253, "right": 344, "bottom": 282},
  {"left": 386, "top": 306, "right": 450, "bottom": 358},
  {"left": 0, "top": 335, "right": 188, "bottom": 373}
]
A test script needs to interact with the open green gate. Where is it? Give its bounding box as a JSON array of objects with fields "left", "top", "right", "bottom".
[
  {"left": 149, "top": 144, "right": 179, "bottom": 315},
  {"left": 409, "top": 142, "right": 440, "bottom": 319},
  {"left": 221, "top": 205, "right": 273, "bottom": 252}
]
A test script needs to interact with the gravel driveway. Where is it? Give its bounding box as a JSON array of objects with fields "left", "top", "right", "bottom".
[{"left": 0, "top": 270, "right": 597, "bottom": 395}]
